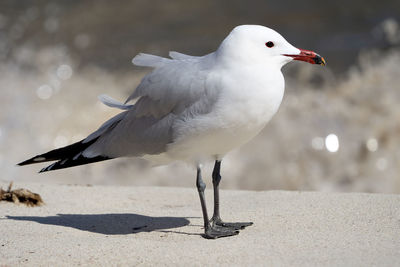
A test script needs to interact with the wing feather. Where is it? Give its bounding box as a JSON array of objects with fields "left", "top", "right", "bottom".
[
  {"left": 131, "top": 53, "right": 171, "bottom": 67},
  {"left": 83, "top": 52, "right": 219, "bottom": 158},
  {"left": 169, "top": 51, "right": 199, "bottom": 60}
]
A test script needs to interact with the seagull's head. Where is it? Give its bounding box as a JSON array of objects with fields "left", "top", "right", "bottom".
[{"left": 218, "top": 25, "right": 326, "bottom": 69}]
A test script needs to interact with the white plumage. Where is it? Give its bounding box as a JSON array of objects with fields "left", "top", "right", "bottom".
[
  {"left": 20, "top": 25, "right": 325, "bottom": 239},
  {"left": 82, "top": 25, "right": 301, "bottom": 165}
]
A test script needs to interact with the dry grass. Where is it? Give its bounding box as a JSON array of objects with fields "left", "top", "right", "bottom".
[{"left": 0, "top": 182, "right": 44, "bottom": 206}]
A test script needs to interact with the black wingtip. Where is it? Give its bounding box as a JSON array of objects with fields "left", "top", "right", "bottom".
[
  {"left": 38, "top": 155, "right": 112, "bottom": 173},
  {"left": 18, "top": 159, "right": 32, "bottom": 166},
  {"left": 18, "top": 137, "right": 112, "bottom": 172},
  {"left": 18, "top": 156, "right": 47, "bottom": 166},
  {"left": 39, "top": 162, "right": 57, "bottom": 173},
  {"left": 17, "top": 138, "right": 98, "bottom": 167}
]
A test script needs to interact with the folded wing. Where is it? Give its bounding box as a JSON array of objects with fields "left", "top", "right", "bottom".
[{"left": 82, "top": 52, "right": 218, "bottom": 159}]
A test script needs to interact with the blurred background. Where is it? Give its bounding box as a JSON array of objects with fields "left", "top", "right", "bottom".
[{"left": 1, "top": 0, "right": 400, "bottom": 193}]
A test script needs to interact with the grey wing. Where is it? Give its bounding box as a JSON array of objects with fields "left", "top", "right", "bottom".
[{"left": 82, "top": 52, "right": 218, "bottom": 158}]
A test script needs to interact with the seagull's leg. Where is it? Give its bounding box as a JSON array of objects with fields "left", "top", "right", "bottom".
[
  {"left": 196, "top": 166, "right": 238, "bottom": 239},
  {"left": 210, "top": 160, "right": 253, "bottom": 230}
]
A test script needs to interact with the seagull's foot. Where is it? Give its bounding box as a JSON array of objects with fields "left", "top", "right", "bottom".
[
  {"left": 216, "top": 221, "right": 253, "bottom": 230},
  {"left": 210, "top": 216, "right": 253, "bottom": 230},
  {"left": 203, "top": 224, "right": 239, "bottom": 239}
]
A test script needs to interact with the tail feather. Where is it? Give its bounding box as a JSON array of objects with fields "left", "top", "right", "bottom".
[{"left": 18, "top": 138, "right": 112, "bottom": 172}]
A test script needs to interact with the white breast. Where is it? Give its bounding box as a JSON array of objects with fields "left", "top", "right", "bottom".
[{"left": 166, "top": 65, "right": 285, "bottom": 164}]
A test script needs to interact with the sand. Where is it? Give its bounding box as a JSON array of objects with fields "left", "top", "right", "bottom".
[{"left": 1, "top": 182, "right": 399, "bottom": 266}]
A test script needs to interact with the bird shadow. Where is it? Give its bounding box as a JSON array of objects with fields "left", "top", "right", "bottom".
[{"left": 6, "top": 213, "right": 194, "bottom": 235}]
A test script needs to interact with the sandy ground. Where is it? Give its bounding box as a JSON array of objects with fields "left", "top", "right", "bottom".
[{"left": 1, "top": 182, "right": 400, "bottom": 266}]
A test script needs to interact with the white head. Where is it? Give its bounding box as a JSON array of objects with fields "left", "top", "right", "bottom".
[{"left": 217, "top": 25, "right": 325, "bottom": 69}]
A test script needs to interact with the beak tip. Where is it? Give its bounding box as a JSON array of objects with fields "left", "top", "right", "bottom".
[
  {"left": 321, "top": 57, "right": 326, "bottom": 66},
  {"left": 314, "top": 55, "right": 326, "bottom": 66}
]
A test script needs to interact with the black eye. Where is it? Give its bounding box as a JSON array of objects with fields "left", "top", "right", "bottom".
[{"left": 265, "top": 41, "right": 274, "bottom": 48}]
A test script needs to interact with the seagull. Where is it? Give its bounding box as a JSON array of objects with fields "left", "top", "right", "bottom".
[{"left": 19, "top": 25, "right": 325, "bottom": 239}]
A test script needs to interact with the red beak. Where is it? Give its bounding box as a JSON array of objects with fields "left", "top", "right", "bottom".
[{"left": 284, "top": 48, "right": 326, "bottom": 66}]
